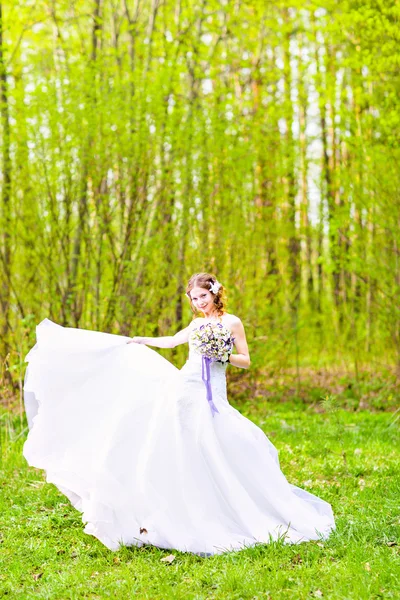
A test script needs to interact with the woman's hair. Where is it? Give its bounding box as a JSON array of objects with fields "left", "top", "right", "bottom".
[{"left": 186, "top": 272, "right": 226, "bottom": 317}]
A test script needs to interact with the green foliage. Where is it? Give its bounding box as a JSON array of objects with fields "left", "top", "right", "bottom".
[{"left": 0, "top": 0, "right": 400, "bottom": 378}]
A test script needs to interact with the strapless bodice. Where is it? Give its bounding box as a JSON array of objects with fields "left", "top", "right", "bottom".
[{"left": 178, "top": 324, "right": 229, "bottom": 407}]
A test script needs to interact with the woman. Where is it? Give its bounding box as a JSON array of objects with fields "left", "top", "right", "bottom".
[{"left": 23, "top": 272, "right": 335, "bottom": 554}]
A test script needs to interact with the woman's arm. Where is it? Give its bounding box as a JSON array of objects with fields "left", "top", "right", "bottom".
[
  {"left": 127, "top": 325, "right": 192, "bottom": 349},
  {"left": 229, "top": 318, "right": 251, "bottom": 369}
]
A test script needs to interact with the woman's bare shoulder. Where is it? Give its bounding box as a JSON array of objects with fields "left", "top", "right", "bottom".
[
  {"left": 188, "top": 317, "right": 202, "bottom": 329},
  {"left": 222, "top": 313, "right": 242, "bottom": 326}
]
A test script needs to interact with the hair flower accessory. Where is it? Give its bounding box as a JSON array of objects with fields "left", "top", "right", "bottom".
[{"left": 209, "top": 280, "right": 222, "bottom": 294}]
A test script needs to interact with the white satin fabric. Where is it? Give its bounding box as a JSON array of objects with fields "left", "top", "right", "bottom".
[{"left": 23, "top": 319, "right": 335, "bottom": 554}]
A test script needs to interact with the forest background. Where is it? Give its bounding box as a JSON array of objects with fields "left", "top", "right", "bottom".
[{"left": 0, "top": 0, "right": 400, "bottom": 403}]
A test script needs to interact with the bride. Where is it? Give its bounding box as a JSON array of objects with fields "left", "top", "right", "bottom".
[{"left": 23, "top": 272, "right": 335, "bottom": 554}]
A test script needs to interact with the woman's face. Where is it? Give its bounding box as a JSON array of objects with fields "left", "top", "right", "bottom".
[{"left": 189, "top": 286, "right": 214, "bottom": 314}]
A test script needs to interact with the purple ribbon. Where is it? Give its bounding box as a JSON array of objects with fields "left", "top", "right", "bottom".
[{"left": 201, "top": 356, "right": 219, "bottom": 417}]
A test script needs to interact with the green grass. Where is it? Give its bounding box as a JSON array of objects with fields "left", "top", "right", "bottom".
[{"left": 1, "top": 398, "right": 399, "bottom": 599}]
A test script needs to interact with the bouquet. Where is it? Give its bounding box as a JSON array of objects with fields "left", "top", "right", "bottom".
[
  {"left": 190, "top": 322, "right": 234, "bottom": 364},
  {"left": 190, "top": 323, "right": 235, "bottom": 417}
]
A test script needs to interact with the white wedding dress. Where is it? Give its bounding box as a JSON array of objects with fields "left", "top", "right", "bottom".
[{"left": 23, "top": 318, "right": 335, "bottom": 554}]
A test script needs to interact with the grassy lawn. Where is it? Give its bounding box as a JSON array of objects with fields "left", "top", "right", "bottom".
[{"left": 1, "top": 394, "right": 399, "bottom": 599}]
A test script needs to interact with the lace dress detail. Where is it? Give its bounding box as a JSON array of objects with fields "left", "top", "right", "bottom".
[
  {"left": 172, "top": 325, "right": 229, "bottom": 424},
  {"left": 188, "top": 324, "right": 229, "bottom": 401}
]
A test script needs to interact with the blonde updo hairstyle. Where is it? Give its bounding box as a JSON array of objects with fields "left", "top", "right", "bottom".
[{"left": 186, "top": 272, "right": 226, "bottom": 317}]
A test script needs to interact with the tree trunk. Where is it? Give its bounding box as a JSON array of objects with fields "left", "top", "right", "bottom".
[{"left": 0, "top": 2, "right": 12, "bottom": 357}]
